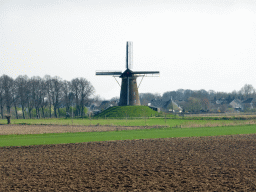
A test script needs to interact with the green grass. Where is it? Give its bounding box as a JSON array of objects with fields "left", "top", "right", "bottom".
[
  {"left": 94, "top": 106, "right": 162, "bottom": 118},
  {"left": 1, "top": 125, "right": 256, "bottom": 147},
  {"left": 0, "top": 118, "right": 255, "bottom": 128}
]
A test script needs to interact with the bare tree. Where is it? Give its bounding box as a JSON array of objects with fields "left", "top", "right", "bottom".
[
  {"left": 39, "top": 79, "right": 48, "bottom": 118},
  {"left": 92, "top": 95, "right": 103, "bottom": 106},
  {"left": 110, "top": 97, "right": 119, "bottom": 106},
  {"left": 0, "top": 76, "right": 4, "bottom": 118},
  {"left": 176, "top": 89, "right": 185, "bottom": 100},
  {"left": 216, "top": 92, "right": 228, "bottom": 100},
  {"left": 71, "top": 78, "right": 80, "bottom": 117},
  {"left": 187, "top": 97, "right": 201, "bottom": 113},
  {"left": 184, "top": 89, "right": 193, "bottom": 101},
  {"left": 11, "top": 80, "right": 19, "bottom": 119},
  {"left": 30, "top": 76, "right": 43, "bottom": 118},
  {"left": 16, "top": 75, "right": 29, "bottom": 119},
  {"left": 51, "top": 76, "right": 63, "bottom": 118},
  {"left": 191, "top": 89, "right": 208, "bottom": 99},
  {"left": 201, "top": 98, "right": 210, "bottom": 111},
  {"left": 26, "top": 78, "right": 35, "bottom": 118},
  {"left": 208, "top": 90, "right": 216, "bottom": 100},
  {"left": 162, "top": 91, "right": 177, "bottom": 101},
  {"left": 78, "top": 78, "right": 94, "bottom": 117},
  {"left": 140, "top": 93, "right": 161, "bottom": 105},
  {"left": 44, "top": 75, "right": 53, "bottom": 118},
  {"left": 71, "top": 78, "right": 94, "bottom": 117},
  {"left": 62, "top": 80, "right": 73, "bottom": 118},
  {"left": 240, "top": 84, "right": 254, "bottom": 99},
  {"left": 2, "top": 75, "right": 14, "bottom": 114}
]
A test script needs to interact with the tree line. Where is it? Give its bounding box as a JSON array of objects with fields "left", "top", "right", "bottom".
[
  {"left": 1, "top": 73, "right": 255, "bottom": 117},
  {"left": 0, "top": 74, "right": 94, "bottom": 119},
  {"left": 139, "top": 84, "right": 256, "bottom": 112}
]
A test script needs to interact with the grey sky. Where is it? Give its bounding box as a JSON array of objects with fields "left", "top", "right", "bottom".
[{"left": 1, "top": 0, "right": 256, "bottom": 99}]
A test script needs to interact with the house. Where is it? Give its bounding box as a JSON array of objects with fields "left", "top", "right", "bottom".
[
  {"left": 216, "top": 97, "right": 233, "bottom": 105},
  {"left": 86, "top": 103, "right": 101, "bottom": 116},
  {"left": 216, "top": 98, "right": 226, "bottom": 105},
  {"left": 225, "top": 98, "right": 254, "bottom": 112},
  {"left": 89, "top": 103, "right": 99, "bottom": 111},
  {"left": 99, "top": 100, "right": 113, "bottom": 110},
  {"left": 150, "top": 99, "right": 182, "bottom": 113},
  {"left": 213, "top": 97, "right": 255, "bottom": 112},
  {"left": 242, "top": 98, "right": 254, "bottom": 110},
  {"left": 229, "top": 99, "right": 243, "bottom": 111},
  {"left": 148, "top": 105, "right": 160, "bottom": 112}
]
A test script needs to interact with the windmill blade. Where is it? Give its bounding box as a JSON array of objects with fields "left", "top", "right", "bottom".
[
  {"left": 132, "top": 71, "right": 160, "bottom": 75},
  {"left": 126, "top": 41, "right": 133, "bottom": 70},
  {"left": 96, "top": 71, "right": 122, "bottom": 76}
]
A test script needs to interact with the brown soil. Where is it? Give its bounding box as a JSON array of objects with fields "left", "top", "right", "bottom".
[
  {"left": 1, "top": 134, "right": 256, "bottom": 191},
  {"left": 0, "top": 124, "right": 167, "bottom": 135}
]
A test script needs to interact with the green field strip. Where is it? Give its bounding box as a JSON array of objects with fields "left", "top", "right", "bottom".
[
  {"left": 0, "top": 118, "right": 252, "bottom": 127},
  {"left": 1, "top": 125, "right": 256, "bottom": 147}
]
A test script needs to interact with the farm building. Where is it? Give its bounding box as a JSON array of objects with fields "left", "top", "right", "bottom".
[{"left": 149, "top": 99, "right": 182, "bottom": 113}]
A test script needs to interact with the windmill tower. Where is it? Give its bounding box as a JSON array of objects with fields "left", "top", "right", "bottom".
[{"left": 96, "top": 41, "right": 160, "bottom": 106}]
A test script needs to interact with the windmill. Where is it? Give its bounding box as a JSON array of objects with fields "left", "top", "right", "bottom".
[{"left": 96, "top": 41, "right": 160, "bottom": 106}]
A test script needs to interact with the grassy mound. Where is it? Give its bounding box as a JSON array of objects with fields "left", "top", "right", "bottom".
[{"left": 94, "top": 106, "right": 160, "bottom": 118}]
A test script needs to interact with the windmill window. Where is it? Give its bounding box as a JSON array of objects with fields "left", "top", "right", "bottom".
[
  {"left": 135, "top": 100, "right": 136, "bottom": 103},
  {"left": 134, "top": 92, "right": 135, "bottom": 95}
]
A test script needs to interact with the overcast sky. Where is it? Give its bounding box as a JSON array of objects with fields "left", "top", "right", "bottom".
[{"left": 1, "top": 0, "right": 256, "bottom": 99}]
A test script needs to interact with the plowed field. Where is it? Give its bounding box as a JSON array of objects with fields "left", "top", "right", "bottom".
[{"left": 1, "top": 133, "right": 256, "bottom": 191}]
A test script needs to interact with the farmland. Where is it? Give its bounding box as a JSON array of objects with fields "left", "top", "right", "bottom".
[
  {"left": 1, "top": 124, "right": 256, "bottom": 147},
  {"left": 1, "top": 134, "right": 256, "bottom": 191},
  {"left": 1, "top": 117, "right": 256, "bottom": 190},
  {"left": 1, "top": 116, "right": 256, "bottom": 128}
]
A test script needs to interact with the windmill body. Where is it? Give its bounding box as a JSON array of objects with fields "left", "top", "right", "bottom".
[{"left": 96, "top": 42, "right": 159, "bottom": 106}]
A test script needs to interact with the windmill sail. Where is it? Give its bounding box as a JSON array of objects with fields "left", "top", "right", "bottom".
[
  {"left": 132, "top": 71, "right": 160, "bottom": 75},
  {"left": 126, "top": 41, "right": 133, "bottom": 70},
  {"left": 96, "top": 71, "right": 122, "bottom": 76}
]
